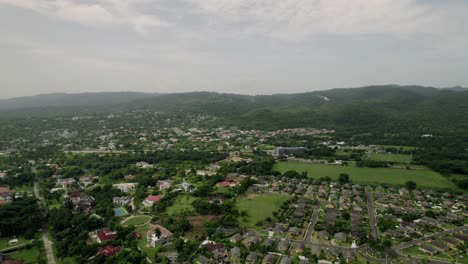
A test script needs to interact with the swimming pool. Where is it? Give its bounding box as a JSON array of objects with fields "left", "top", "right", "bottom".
[{"left": 114, "top": 208, "right": 128, "bottom": 216}]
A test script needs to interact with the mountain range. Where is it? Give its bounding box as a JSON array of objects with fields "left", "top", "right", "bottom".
[{"left": 1, "top": 85, "right": 467, "bottom": 134}]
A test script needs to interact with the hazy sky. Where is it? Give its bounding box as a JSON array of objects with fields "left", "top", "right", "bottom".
[{"left": 1, "top": 0, "right": 468, "bottom": 98}]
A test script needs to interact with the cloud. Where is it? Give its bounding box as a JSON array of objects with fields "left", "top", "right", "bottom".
[
  {"left": 187, "top": 0, "right": 464, "bottom": 41},
  {"left": 0, "top": 0, "right": 168, "bottom": 35}
]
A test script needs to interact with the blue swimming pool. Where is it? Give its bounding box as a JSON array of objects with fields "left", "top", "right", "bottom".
[{"left": 114, "top": 208, "right": 127, "bottom": 216}]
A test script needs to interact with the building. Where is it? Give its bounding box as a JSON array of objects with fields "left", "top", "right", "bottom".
[
  {"left": 157, "top": 180, "right": 171, "bottom": 190},
  {"left": 97, "top": 229, "right": 117, "bottom": 243},
  {"left": 113, "top": 196, "right": 131, "bottom": 206},
  {"left": 0, "top": 186, "right": 15, "bottom": 203},
  {"left": 147, "top": 224, "right": 173, "bottom": 247},
  {"left": 142, "top": 194, "right": 164, "bottom": 207},
  {"left": 276, "top": 147, "right": 306, "bottom": 156},
  {"left": 98, "top": 245, "right": 121, "bottom": 257},
  {"left": 113, "top": 183, "right": 137, "bottom": 192}
]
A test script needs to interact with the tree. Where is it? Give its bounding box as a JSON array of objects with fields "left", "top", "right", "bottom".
[
  {"left": 338, "top": 173, "right": 350, "bottom": 184},
  {"left": 405, "top": 180, "right": 417, "bottom": 190}
]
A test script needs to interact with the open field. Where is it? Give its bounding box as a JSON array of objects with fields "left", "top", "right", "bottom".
[
  {"left": 237, "top": 193, "right": 291, "bottom": 230},
  {"left": 166, "top": 195, "right": 195, "bottom": 216},
  {"left": 369, "top": 153, "right": 412, "bottom": 164},
  {"left": 0, "top": 237, "right": 31, "bottom": 251},
  {"left": 8, "top": 246, "right": 42, "bottom": 263},
  {"left": 185, "top": 215, "right": 221, "bottom": 239},
  {"left": 122, "top": 215, "right": 151, "bottom": 226},
  {"left": 273, "top": 162, "right": 458, "bottom": 190}
]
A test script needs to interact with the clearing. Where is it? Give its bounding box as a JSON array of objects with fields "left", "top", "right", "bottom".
[
  {"left": 273, "top": 161, "right": 458, "bottom": 190},
  {"left": 237, "top": 193, "right": 292, "bottom": 231}
]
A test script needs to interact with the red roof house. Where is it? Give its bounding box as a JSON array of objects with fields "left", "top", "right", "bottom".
[
  {"left": 97, "top": 229, "right": 117, "bottom": 243},
  {"left": 98, "top": 245, "right": 122, "bottom": 257}
]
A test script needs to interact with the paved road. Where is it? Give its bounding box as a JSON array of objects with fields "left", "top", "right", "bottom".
[
  {"left": 392, "top": 225, "right": 467, "bottom": 251},
  {"left": 366, "top": 191, "right": 379, "bottom": 240},
  {"left": 34, "top": 180, "right": 56, "bottom": 264},
  {"left": 303, "top": 202, "right": 321, "bottom": 243}
]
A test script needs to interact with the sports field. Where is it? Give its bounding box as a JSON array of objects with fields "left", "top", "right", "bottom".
[
  {"left": 273, "top": 161, "right": 458, "bottom": 190},
  {"left": 369, "top": 153, "right": 412, "bottom": 164},
  {"left": 237, "top": 193, "right": 291, "bottom": 229}
]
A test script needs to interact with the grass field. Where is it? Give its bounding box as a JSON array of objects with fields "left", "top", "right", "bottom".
[
  {"left": 237, "top": 193, "right": 291, "bottom": 230},
  {"left": 166, "top": 195, "right": 195, "bottom": 215},
  {"left": 273, "top": 162, "right": 458, "bottom": 190},
  {"left": 122, "top": 215, "right": 151, "bottom": 226},
  {"left": 8, "top": 246, "right": 41, "bottom": 263},
  {"left": 402, "top": 246, "right": 453, "bottom": 262},
  {"left": 369, "top": 153, "right": 412, "bottom": 164},
  {"left": 0, "top": 237, "right": 30, "bottom": 251}
]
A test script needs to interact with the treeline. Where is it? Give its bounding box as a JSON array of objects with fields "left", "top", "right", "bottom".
[{"left": 0, "top": 198, "right": 43, "bottom": 238}]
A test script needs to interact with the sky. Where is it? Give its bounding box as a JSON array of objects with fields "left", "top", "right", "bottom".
[{"left": 0, "top": 0, "right": 468, "bottom": 99}]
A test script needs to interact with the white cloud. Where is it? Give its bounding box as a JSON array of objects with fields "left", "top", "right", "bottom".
[
  {"left": 188, "top": 0, "right": 463, "bottom": 41},
  {"left": 0, "top": 0, "right": 168, "bottom": 35}
]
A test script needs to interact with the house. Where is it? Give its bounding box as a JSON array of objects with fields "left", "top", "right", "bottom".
[
  {"left": 441, "top": 237, "right": 460, "bottom": 248},
  {"left": 278, "top": 239, "right": 290, "bottom": 251},
  {"left": 69, "top": 192, "right": 82, "bottom": 204},
  {"left": 58, "top": 178, "right": 76, "bottom": 189},
  {"left": 317, "top": 230, "right": 330, "bottom": 240},
  {"left": 292, "top": 242, "right": 306, "bottom": 254},
  {"left": 181, "top": 181, "right": 195, "bottom": 192},
  {"left": 147, "top": 224, "right": 173, "bottom": 247},
  {"left": 288, "top": 227, "right": 301, "bottom": 236},
  {"left": 230, "top": 247, "right": 241, "bottom": 263},
  {"left": 230, "top": 234, "right": 243, "bottom": 244},
  {"left": 262, "top": 254, "right": 275, "bottom": 264},
  {"left": 246, "top": 235, "right": 260, "bottom": 246},
  {"left": 79, "top": 175, "right": 97, "bottom": 185},
  {"left": 195, "top": 255, "right": 210, "bottom": 264},
  {"left": 113, "top": 183, "right": 137, "bottom": 192},
  {"left": 98, "top": 245, "right": 122, "bottom": 257},
  {"left": 203, "top": 242, "right": 227, "bottom": 262},
  {"left": 246, "top": 252, "right": 258, "bottom": 264},
  {"left": 334, "top": 232, "right": 347, "bottom": 241},
  {"left": 385, "top": 230, "right": 403, "bottom": 239},
  {"left": 157, "top": 180, "right": 171, "bottom": 190},
  {"left": 262, "top": 237, "right": 275, "bottom": 248},
  {"left": 430, "top": 241, "right": 450, "bottom": 252},
  {"left": 124, "top": 174, "right": 137, "bottom": 180},
  {"left": 276, "top": 147, "right": 306, "bottom": 156},
  {"left": 97, "top": 229, "right": 117, "bottom": 243},
  {"left": 217, "top": 181, "right": 238, "bottom": 187},
  {"left": 279, "top": 256, "right": 293, "bottom": 264},
  {"left": 113, "top": 196, "right": 131, "bottom": 206},
  {"left": 0, "top": 186, "right": 15, "bottom": 203},
  {"left": 136, "top": 161, "right": 153, "bottom": 168},
  {"left": 418, "top": 244, "right": 439, "bottom": 256},
  {"left": 208, "top": 197, "right": 225, "bottom": 204},
  {"left": 142, "top": 194, "right": 164, "bottom": 207}
]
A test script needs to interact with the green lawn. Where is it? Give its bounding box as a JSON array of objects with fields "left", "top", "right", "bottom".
[
  {"left": 0, "top": 237, "right": 30, "bottom": 251},
  {"left": 369, "top": 153, "right": 412, "bottom": 164},
  {"left": 135, "top": 226, "right": 159, "bottom": 258},
  {"left": 8, "top": 246, "right": 41, "bottom": 263},
  {"left": 273, "top": 162, "right": 458, "bottom": 190},
  {"left": 166, "top": 195, "right": 195, "bottom": 216},
  {"left": 237, "top": 193, "right": 291, "bottom": 230},
  {"left": 402, "top": 246, "right": 453, "bottom": 262},
  {"left": 122, "top": 215, "right": 151, "bottom": 226}
]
